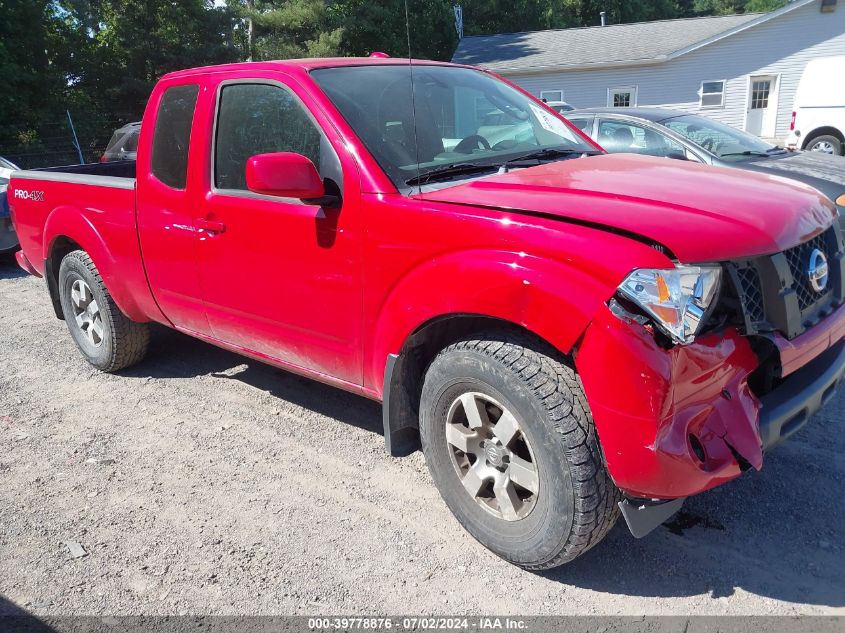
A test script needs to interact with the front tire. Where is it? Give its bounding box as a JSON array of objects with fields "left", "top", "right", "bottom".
[
  {"left": 419, "top": 331, "right": 620, "bottom": 570},
  {"left": 805, "top": 134, "right": 842, "bottom": 156},
  {"left": 58, "top": 250, "right": 149, "bottom": 372}
]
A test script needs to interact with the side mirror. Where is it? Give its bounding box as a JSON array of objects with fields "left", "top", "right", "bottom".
[{"left": 245, "top": 152, "right": 328, "bottom": 201}]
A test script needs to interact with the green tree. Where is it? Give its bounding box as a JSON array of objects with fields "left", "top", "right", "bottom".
[
  {"left": 229, "top": 0, "right": 343, "bottom": 61},
  {"left": 0, "top": 1, "right": 80, "bottom": 163},
  {"left": 332, "top": 0, "right": 456, "bottom": 60},
  {"left": 745, "top": 0, "right": 788, "bottom": 12},
  {"left": 78, "top": 0, "right": 239, "bottom": 118}
]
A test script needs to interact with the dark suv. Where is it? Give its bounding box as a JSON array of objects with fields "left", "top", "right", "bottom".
[{"left": 100, "top": 122, "right": 141, "bottom": 163}]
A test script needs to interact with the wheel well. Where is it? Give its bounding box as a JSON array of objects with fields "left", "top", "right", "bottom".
[
  {"left": 45, "top": 236, "right": 83, "bottom": 320},
  {"left": 382, "top": 314, "right": 564, "bottom": 456},
  {"left": 802, "top": 126, "right": 844, "bottom": 149}
]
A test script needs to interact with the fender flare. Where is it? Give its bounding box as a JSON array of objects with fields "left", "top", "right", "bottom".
[
  {"left": 372, "top": 249, "right": 616, "bottom": 455},
  {"left": 370, "top": 249, "right": 615, "bottom": 389},
  {"left": 42, "top": 205, "right": 149, "bottom": 321}
]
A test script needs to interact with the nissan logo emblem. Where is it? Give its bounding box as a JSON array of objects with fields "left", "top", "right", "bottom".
[{"left": 808, "top": 248, "right": 830, "bottom": 294}]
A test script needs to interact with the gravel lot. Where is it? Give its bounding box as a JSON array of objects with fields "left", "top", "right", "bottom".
[{"left": 0, "top": 255, "right": 843, "bottom": 617}]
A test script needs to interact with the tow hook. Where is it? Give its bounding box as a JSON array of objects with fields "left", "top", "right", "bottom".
[{"left": 619, "top": 497, "right": 686, "bottom": 538}]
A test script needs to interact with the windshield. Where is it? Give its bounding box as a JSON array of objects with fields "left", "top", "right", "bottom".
[
  {"left": 311, "top": 64, "right": 595, "bottom": 190},
  {"left": 660, "top": 114, "right": 778, "bottom": 161},
  {"left": 0, "top": 156, "right": 17, "bottom": 171}
]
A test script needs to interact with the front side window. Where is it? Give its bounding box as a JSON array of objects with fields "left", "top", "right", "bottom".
[
  {"left": 311, "top": 65, "right": 594, "bottom": 191},
  {"left": 699, "top": 80, "right": 725, "bottom": 108},
  {"left": 567, "top": 117, "right": 593, "bottom": 133},
  {"left": 214, "top": 83, "right": 322, "bottom": 191},
  {"left": 661, "top": 114, "right": 776, "bottom": 161},
  {"left": 608, "top": 87, "right": 637, "bottom": 108},
  {"left": 151, "top": 84, "right": 199, "bottom": 189},
  {"left": 598, "top": 119, "right": 687, "bottom": 158}
]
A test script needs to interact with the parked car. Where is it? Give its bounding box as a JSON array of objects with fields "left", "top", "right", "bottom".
[
  {"left": 544, "top": 100, "right": 574, "bottom": 113},
  {"left": 10, "top": 58, "right": 845, "bottom": 569},
  {"left": 567, "top": 107, "right": 845, "bottom": 222},
  {"left": 0, "top": 155, "right": 21, "bottom": 253},
  {"left": 100, "top": 122, "right": 141, "bottom": 162},
  {"left": 785, "top": 56, "right": 845, "bottom": 155}
]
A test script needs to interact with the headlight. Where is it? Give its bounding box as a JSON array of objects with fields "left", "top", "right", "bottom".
[{"left": 618, "top": 265, "right": 722, "bottom": 345}]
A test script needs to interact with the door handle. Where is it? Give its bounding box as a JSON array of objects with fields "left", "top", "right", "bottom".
[{"left": 197, "top": 217, "right": 226, "bottom": 235}]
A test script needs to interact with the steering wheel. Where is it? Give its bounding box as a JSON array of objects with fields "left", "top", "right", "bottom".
[
  {"left": 454, "top": 134, "right": 491, "bottom": 154},
  {"left": 700, "top": 137, "right": 715, "bottom": 152}
]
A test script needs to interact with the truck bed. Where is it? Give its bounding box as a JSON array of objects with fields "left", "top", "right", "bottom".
[
  {"left": 15, "top": 160, "right": 136, "bottom": 188},
  {"left": 9, "top": 159, "right": 156, "bottom": 323}
]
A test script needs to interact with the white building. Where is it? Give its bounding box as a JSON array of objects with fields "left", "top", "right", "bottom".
[{"left": 451, "top": 0, "right": 845, "bottom": 139}]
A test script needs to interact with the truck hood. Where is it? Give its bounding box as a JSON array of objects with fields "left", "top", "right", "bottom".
[{"left": 418, "top": 153, "right": 836, "bottom": 262}]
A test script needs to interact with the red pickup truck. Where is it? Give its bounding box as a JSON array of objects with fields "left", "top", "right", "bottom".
[{"left": 9, "top": 58, "right": 845, "bottom": 570}]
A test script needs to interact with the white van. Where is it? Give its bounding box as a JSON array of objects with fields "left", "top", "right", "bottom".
[{"left": 785, "top": 56, "right": 845, "bottom": 155}]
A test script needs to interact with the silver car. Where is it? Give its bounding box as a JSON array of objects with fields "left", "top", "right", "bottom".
[
  {"left": 0, "top": 156, "right": 20, "bottom": 254},
  {"left": 100, "top": 122, "right": 141, "bottom": 162}
]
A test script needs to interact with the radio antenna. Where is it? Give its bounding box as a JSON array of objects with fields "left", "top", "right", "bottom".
[{"left": 405, "top": 0, "right": 422, "bottom": 193}]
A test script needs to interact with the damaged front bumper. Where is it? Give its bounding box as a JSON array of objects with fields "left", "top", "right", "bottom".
[
  {"left": 758, "top": 340, "right": 845, "bottom": 450},
  {"left": 576, "top": 301, "right": 845, "bottom": 505}
]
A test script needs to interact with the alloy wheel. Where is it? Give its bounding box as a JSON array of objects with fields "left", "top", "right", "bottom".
[
  {"left": 444, "top": 392, "right": 539, "bottom": 521},
  {"left": 70, "top": 279, "right": 104, "bottom": 347},
  {"left": 810, "top": 140, "right": 836, "bottom": 154}
]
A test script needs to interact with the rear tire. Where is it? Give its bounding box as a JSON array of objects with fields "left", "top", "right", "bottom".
[
  {"left": 804, "top": 134, "right": 842, "bottom": 156},
  {"left": 58, "top": 250, "right": 149, "bottom": 372},
  {"left": 419, "top": 331, "right": 620, "bottom": 570}
]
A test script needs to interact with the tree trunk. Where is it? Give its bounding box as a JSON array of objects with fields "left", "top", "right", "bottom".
[{"left": 246, "top": 0, "right": 255, "bottom": 62}]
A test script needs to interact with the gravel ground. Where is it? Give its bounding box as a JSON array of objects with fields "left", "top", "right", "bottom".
[{"left": 0, "top": 255, "right": 843, "bottom": 616}]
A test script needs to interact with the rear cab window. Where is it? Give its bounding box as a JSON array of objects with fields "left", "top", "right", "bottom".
[
  {"left": 104, "top": 131, "right": 124, "bottom": 154},
  {"left": 123, "top": 130, "right": 139, "bottom": 153},
  {"left": 151, "top": 84, "right": 200, "bottom": 189}
]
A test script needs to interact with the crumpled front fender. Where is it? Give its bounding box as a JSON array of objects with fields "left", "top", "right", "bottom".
[{"left": 576, "top": 303, "right": 763, "bottom": 499}]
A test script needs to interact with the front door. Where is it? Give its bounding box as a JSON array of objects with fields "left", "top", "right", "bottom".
[
  {"left": 194, "top": 76, "right": 363, "bottom": 385},
  {"left": 745, "top": 75, "right": 778, "bottom": 137}
]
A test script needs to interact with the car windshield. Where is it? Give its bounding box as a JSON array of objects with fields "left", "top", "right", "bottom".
[
  {"left": 660, "top": 114, "right": 778, "bottom": 161},
  {"left": 0, "top": 156, "right": 17, "bottom": 171},
  {"left": 311, "top": 64, "right": 594, "bottom": 190}
]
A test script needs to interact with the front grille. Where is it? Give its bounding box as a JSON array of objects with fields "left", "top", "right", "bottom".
[
  {"left": 736, "top": 266, "right": 765, "bottom": 323},
  {"left": 728, "top": 225, "right": 844, "bottom": 340},
  {"left": 784, "top": 231, "right": 833, "bottom": 312}
]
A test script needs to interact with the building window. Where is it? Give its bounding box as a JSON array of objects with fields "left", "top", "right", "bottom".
[
  {"left": 699, "top": 80, "right": 726, "bottom": 108},
  {"left": 540, "top": 90, "right": 564, "bottom": 103},
  {"left": 750, "top": 79, "right": 771, "bottom": 109},
  {"left": 608, "top": 87, "right": 637, "bottom": 108}
]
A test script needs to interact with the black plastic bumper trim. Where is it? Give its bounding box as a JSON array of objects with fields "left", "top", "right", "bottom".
[
  {"left": 619, "top": 497, "right": 685, "bottom": 539},
  {"left": 759, "top": 340, "right": 845, "bottom": 450}
]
